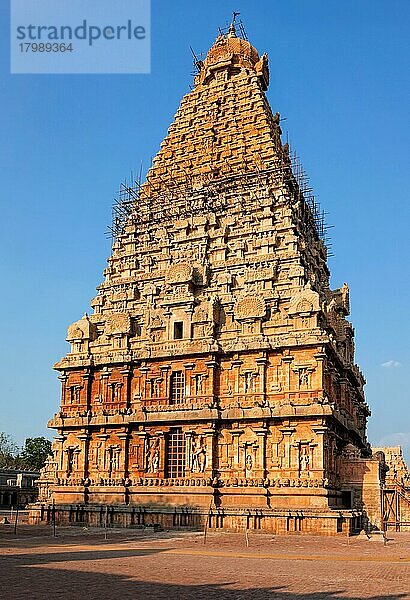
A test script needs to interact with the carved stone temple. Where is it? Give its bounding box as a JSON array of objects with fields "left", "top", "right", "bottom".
[{"left": 30, "top": 24, "right": 391, "bottom": 534}]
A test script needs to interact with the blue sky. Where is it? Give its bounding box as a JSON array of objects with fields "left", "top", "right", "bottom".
[{"left": 0, "top": 0, "right": 409, "bottom": 460}]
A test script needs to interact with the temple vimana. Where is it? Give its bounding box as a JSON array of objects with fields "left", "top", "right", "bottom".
[{"left": 30, "top": 22, "right": 410, "bottom": 534}]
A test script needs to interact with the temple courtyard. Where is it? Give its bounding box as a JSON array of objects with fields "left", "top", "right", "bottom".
[{"left": 0, "top": 524, "right": 409, "bottom": 599}]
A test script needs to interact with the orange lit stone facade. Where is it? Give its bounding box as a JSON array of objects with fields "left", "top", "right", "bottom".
[{"left": 31, "top": 27, "right": 383, "bottom": 534}]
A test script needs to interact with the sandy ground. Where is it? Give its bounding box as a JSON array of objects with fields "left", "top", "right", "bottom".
[{"left": 0, "top": 524, "right": 409, "bottom": 599}]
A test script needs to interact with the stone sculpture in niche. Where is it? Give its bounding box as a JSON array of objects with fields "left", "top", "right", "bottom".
[
  {"left": 146, "top": 438, "right": 160, "bottom": 473},
  {"left": 192, "top": 436, "right": 207, "bottom": 473}
]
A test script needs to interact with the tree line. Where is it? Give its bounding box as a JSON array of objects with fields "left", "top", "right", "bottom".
[{"left": 0, "top": 432, "right": 51, "bottom": 472}]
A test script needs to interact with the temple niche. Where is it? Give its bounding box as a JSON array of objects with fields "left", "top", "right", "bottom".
[{"left": 30, "top": 21, "right": 390, "bottom": 535}]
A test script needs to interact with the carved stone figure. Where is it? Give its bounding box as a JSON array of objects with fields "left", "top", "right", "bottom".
[
  {"left": 146, "top": 438, "right": 160, "bottom": 473},
  {"left": 192, "top": 436, "right": 206, "bottom": 473},
  {"left": 300, "top": 448, "right": 310, "bottom": 472}
]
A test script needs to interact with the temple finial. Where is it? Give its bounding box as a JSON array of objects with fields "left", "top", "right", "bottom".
[{"left": 227, "top": 11, "right": 240, "bottom": 38}]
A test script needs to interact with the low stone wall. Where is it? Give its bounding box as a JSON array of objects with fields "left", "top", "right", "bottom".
[{"left": 340, "top": 458, "right": 383, "bottom": 530}]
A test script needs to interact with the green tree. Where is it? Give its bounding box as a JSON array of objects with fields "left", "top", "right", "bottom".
[
  {"left": 0, "top": 432, "right": 18, "bottom": 468},
  {"left": 19, "top": 437, "right": 52, "bottom": 471}
]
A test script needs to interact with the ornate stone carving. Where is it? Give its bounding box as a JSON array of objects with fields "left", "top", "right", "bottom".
[
  {"left": 166, "top": 263, "right": 193, "bottom": 284},
  {"left": 105, "top": 312, "right": 131, "bottom": 335},
  {"left": 343, "top": 443, "right": 361, "bottom": 460},
  {"left": 288, "top": 288, "right": 320, "bottom": 315},
  {"left": 67, "top": 314, "right": 96, "bottom": 341},
  {"left": 234, "top": 296, "right": 266, "bottom": 320},
  {"left": 145, "top": 437, "right": 160, "bottom": 473},
  {"left": 191, "top": 436, "right": 206, "bottom": 473},
  {"left": 193, "top": 306, "right": 208, "bottom": 323}
]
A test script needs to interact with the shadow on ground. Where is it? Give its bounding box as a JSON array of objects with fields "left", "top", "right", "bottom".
[
  {"left": 0, "top": 551, "right": 407, "bottom": 600},
  {"left": 0, "top": 524, "right": 186, "bottom": 548},
  {"left": 1, "top": 546, "right": 168, "bottom": 564}
]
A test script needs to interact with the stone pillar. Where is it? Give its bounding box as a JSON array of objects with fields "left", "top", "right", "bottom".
[
  {"left": 231, "top": 360, "right": 242, "bottom": 395},
  {"left": 256, "top": 357, "right": 268, "bottom": 403},
  {"left": 139, "top": 366, "right": 150, "bottom": 401},
  {"left": 137, "top": 432, "right": 148, "bottom": 472},
  {"left": 312, "top": 426, "right": 328, "bottom": 475},
  {"left": 54, "top": 435, "right": 65, "bottom": 473},
  {"left": 254, "top": 427, "right": 268, "bottom": 477},
  {"left": 231, "top": 430, "right": 243, "bottom": 472},
  {"left": 96, "top": 434, "right": 109, "bottom": 473},
  {"left": 202, "top": 428, "right": 216, "bottom": 476},
  {"left": 309, "top": 442, "right": 318, "bottom": 474},
  {"left": 205, "top": 360, "right": 218, "bottom": 404},
  {"left": 100, "top": 369, "right": 110, "bottom": 403},
  {"left": 292, "top": 442, "right": 301, "bottom": 472},
  {"left": 120, "top": 368, "right": 132, "bottom": 409},
  {"left": 313, "top": 351, "right": 326, "bottom": 396},
  {"left": 117, "top": 432, "right": 129, "bottom": 479},
  {"left": 184, "top": 430, "right": 194, "bottom": 473},
  {"left": 281, "top": 356, "right": 294, "bottom": 395},
  {"left": 160, "top": 365, "right": 171, "bottom": 402},
  {"left": 184, "top": 363, "right": 195, "bottom": 400},
  {"left": 77, "top": 433, "right": 89, "bottom": 479},
  {"left": 156, "top": 431, "right": 165, "bottom": 476},
  {"left": 58, "top": 374, "right": 68, "bottom": 406},
  {"left": 73, "top": 447, "right": 81, "bottom": 474},
  {"left": 279, "top": 427, "right": 296, "bottom": 470},
  {"left": 81, "top": 372, "right": 92, "bottom": 411}
]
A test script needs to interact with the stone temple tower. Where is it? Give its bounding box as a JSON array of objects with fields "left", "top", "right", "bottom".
[{"left": 32, "top": 23, "right": 384, "bottom": 534}]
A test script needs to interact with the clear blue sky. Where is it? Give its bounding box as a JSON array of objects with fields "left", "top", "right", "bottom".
[{"left": 0, "top": 1, "right": 409, "bottom": 460}]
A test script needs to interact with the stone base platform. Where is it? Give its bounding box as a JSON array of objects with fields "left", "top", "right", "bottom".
[{"left": 28, "top": 502, "right": 364, "bottom": 536}]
